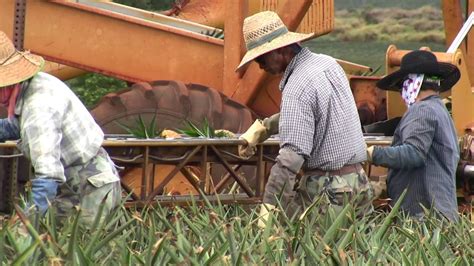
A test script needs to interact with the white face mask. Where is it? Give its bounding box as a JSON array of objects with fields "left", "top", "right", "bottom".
[{"left": 401, "top": 74, "right": 424, "bottom": 107}]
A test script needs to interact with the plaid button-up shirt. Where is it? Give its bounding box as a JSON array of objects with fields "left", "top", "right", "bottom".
[
  {"left": 279, "top": 48, "right": 366, "bottom": 170},
  {"left": 14, "top": 72, "right": 104, "bottom": 182}
]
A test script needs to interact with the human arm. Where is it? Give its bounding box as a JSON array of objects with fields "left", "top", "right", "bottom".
[
  {"left": 238, "top": 112, "right": 280, "bottom": 159},
  {"left": 263, "top": 112, "right": 280, "bottom": 136},
  {"left": 258, "top": 148, "right": 304, "bottom": 228},
  {"left": 22, "top": 104, "right": 65, "bottom": 182},
  {"left": 369, "top": 144, "right": 425, "bottom": 169},
  {"left": 370, "top": 105, "right": 436, "bottom": 169},
  {"left": 21, "top": 104, "right": 65, "bottom": 214},
  {"left": 262, "top": 92, "right": 313, "bottom": 206},
  {"left": 262, "top": 149, "right": 304, "bottom": 206}
]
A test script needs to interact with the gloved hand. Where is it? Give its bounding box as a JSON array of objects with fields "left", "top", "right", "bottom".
[
  {"left": 257, "top": 203, "right": 276, "bottom": 229},
  {"left": 29, "top": 178, "right": 59, "bottom": 215},
  {"left": 262, "top": 113, "right": 280, "bottom": 136},
  {"left": 238, "top": 119, "right": 267, "bottom": 159},
  {"left": 238, "top": 113, "right": 280, "bottom": 159},
  {"left": 367, "top": 145, "right": 375, "bottom": 163}
]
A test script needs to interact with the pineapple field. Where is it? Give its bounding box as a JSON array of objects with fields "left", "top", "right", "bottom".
[{"left": 1, "top": 191, "right": 473, "bottom": 264}]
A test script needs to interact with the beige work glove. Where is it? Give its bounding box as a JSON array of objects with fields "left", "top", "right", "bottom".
[
  {"left": 238, "top": 119, "right": 267, "bottom": 159},
  {"left": 257, "top": 203, "right": 276, "bottom": 229},
  {"left": 367, "top": 145, "right": 375, "bottom": 163},
  {"left": 238, "top": 113, "right": 280, "bottom": 159}
]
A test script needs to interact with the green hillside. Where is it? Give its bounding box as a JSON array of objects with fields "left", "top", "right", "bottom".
[
  {"left": 303, "top": 3, "right": 446, "bottom": 74},
  {"left": 323, "top": 6, "right": 444, "bottom": 43},
  {"left": 304, "top": 40, "right": 445, "bottom": 75},
  {"left": 335, "top": 0, "right": 440, "bottom": 9}
]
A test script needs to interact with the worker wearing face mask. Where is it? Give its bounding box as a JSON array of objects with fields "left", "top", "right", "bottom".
[{"left": 367, "top": 50, "right": 460, "bottom": 221}]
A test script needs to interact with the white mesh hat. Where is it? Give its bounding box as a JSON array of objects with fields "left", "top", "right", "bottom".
[
  {"left": 0, "top": 31, "right": 44, "bottom": 87},
  {"left": 236, "top": 11, "right": 314, "bottom": 70}
]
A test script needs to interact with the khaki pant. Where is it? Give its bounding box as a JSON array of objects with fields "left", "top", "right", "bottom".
[{"left": 53, "top": 148, "right": 121, "bottom": 225}]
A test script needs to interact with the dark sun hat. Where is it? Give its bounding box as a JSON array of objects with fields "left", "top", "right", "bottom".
[{"left": 376, "top": 50, "right": 460, "bottom": 92}]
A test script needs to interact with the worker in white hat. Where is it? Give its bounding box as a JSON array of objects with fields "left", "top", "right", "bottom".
[
  {"left": 236, "top": 12, "right": 373, "bottom": 227},
  {"left": 0, "top": 31, "right": 121, "bottom": 224}
]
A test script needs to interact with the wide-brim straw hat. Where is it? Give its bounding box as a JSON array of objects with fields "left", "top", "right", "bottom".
[
  {"left": 236, "top": 11, "right": 314, "bottom": 70},
  {"left": 376, "top": 50, "right": 460, "bottom": 92},
  {"left": 0, "top": 31, "right": 44, "bottom": 87}
]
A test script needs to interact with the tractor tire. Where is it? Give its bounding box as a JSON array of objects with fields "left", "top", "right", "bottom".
[
  {"left": 91, "top": 80, "right": 255, "bottom": 134},
  {"left": 90, "top": 80, "right": 257, "bottom": 197}
]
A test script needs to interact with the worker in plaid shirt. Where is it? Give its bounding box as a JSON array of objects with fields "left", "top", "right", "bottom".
[
  {"left": 368, "top": 50, "right": 460, "bottom": 221},
  {"left": 0, "top": 31, "right": 121, "bottom": 224},
  {"left": 236, "top": 12, "right": 373, "bottom": 226}
]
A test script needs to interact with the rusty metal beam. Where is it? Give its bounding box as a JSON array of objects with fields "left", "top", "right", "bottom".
[
  {"left": 451, "top": 50, "right": 474, "bottom": 133},
  {"left": 222, "top": 0, "right": 247, "bottom": 97},
  {"left": 0, "top": 137, "right": 391, "bottom": 207},
  {"left": 442, "top": 0, "right": 464, "bottom": 50},
  {"left": 256, "top": 146, "right": 265, "bottom": 196},
  {"left": 13, "top": 0, "right": 27, "bottom": 50},
  {"left": 214, "top": 165, "right": 243, "bottom": 193},
  {"left": 210, "top": 145, "right": 254, "bottom": 197},
  {"left": 446, "top": 1, "right": 474, "bottom": 86},
  {"left": 146, "top": 146, "right": 202, "bottom": 202},
  {"left": 467, "top": 1, "right": 474, "bottom": 82},
  {"left": 180, "top": 167, "right": 202, "bottom": 192},
  {"left": 125, "top": 195, "right": 263, "bottom": 208},
  {"left": 1, "top": 1, "right": 225, "bottom": 87}
]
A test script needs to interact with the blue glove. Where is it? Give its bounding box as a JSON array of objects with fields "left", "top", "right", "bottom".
[
  {"left": 30, "top": 178, "right": 59, "bottom": 215},
  {"left": 0, "top": 118, "right": 20, "bottom": 142}
]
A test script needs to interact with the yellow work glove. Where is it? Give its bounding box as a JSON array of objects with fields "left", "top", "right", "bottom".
[
  {"left": 238, "top": 119, "right": 267, "bottom": 159},
  {"left": 238, "top": 113, "right": 280, "bottom": 159},
  {"left": 257, "top": 203, "right": 276, "bottom": 229},
  {"left": 367, "top": 145, "right": 375, "bottom": 163}
]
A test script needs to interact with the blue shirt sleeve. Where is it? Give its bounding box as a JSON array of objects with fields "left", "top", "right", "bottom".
[
  {"left": 0, "top": 118, "right": 20, "bottom": 142},
  {"left": 372, "top": 103, "right": 437, "bottom": 169},
  {"left": 372, "top": 143, "right": 425, "bottom": 169},
  {"left": 398, "top": 104, "right": 437, "bottom": 161}
]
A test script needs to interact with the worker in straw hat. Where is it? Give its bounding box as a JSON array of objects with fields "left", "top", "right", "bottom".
[
  {"left": 236, "top": 11, "right": 373, "bottom": 226},
  {"left": 0, "top": 31, "right": 121, "bottom": 224},
  {"left": 367, "top": 50, "right": 460, "bottom": 221}
]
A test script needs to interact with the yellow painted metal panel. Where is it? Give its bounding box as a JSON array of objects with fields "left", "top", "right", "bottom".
[
  {"left": 451, "top": 50, "right": 474, "bottom": 134},
  {"left": 21, "top": 1, "right": 225, "bottom": 90},
  {"left": 42, "top": 62, "right": 86, "bottom": 81},
  {"left": 0, "top": 0, "right": 334, "bottom": 105},
  {"left": 467, "top": 1, "right": 474, "bottom": 85},
  {"left": 0, "top": 1, "right": 15, "bottom": 40},
  {"left": 256, "top": 0, "right": 334, "bottom": 36}
]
